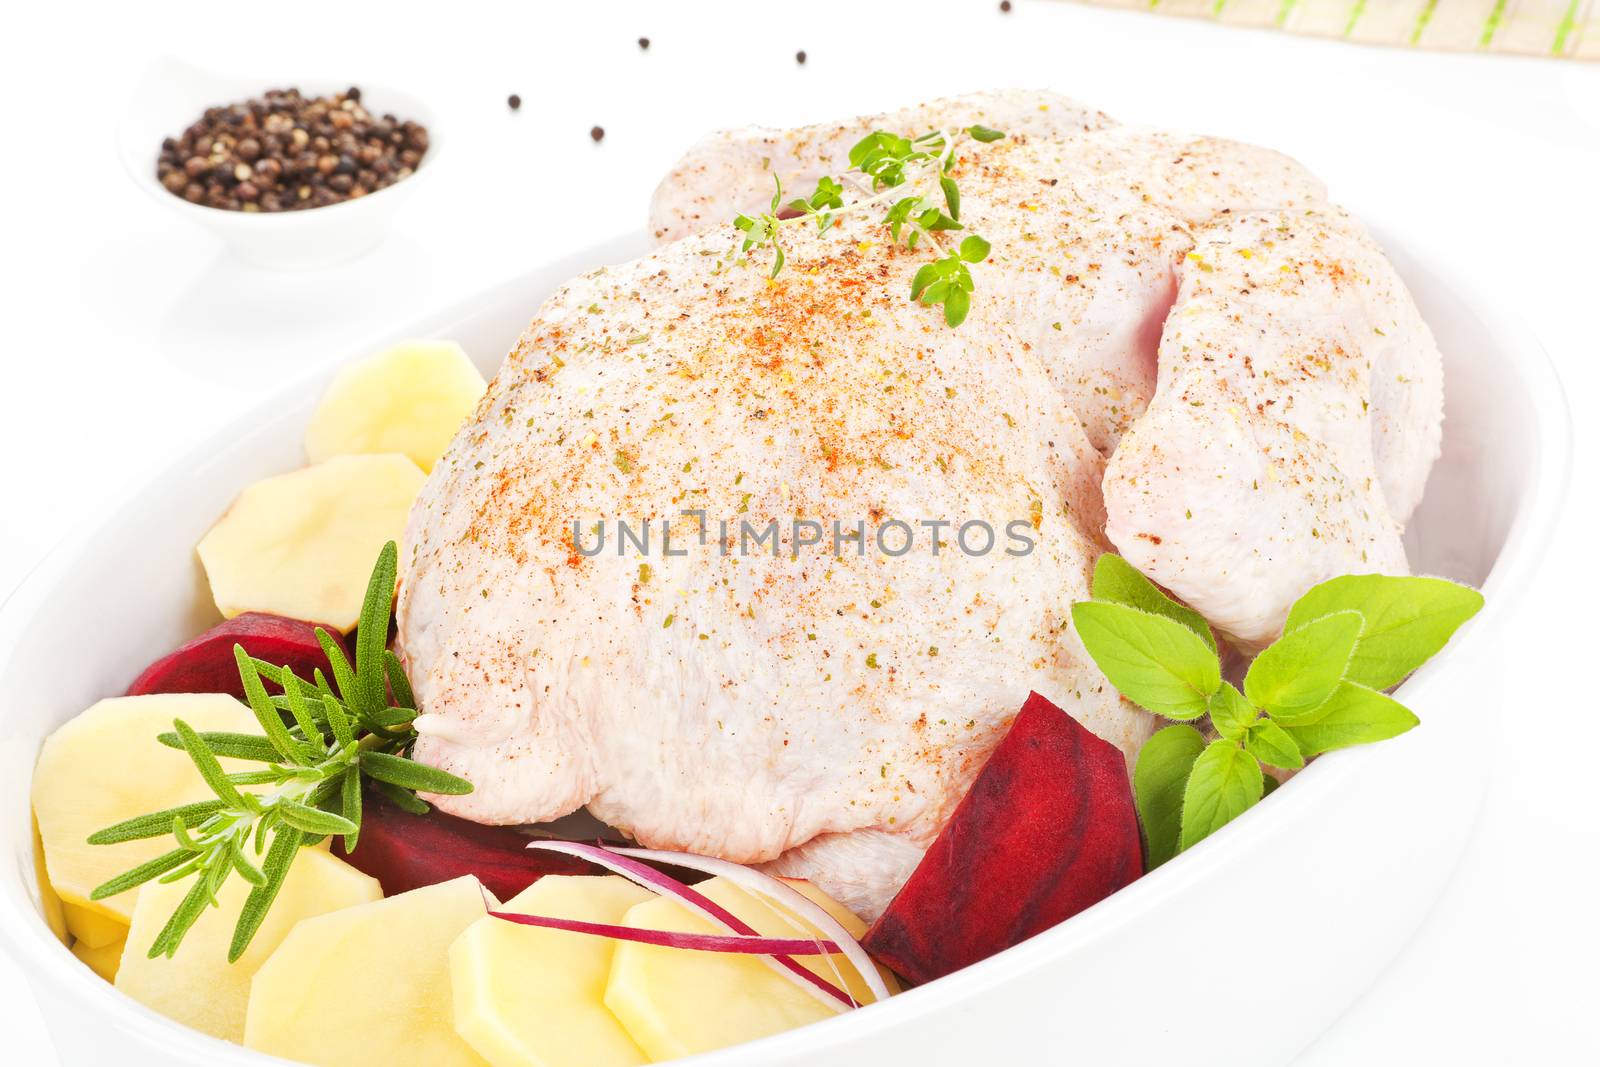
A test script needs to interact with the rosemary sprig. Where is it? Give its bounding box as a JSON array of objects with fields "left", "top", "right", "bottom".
[
  {"left": 732, "top": 124, "right": 1005, "bottom": 326},
  {"left": 87, "top": 541, "right": 472, "bottom": 962}
]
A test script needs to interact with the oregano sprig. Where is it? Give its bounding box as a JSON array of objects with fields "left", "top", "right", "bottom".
[
  {"left": 86, "top": 541, "right": 472, "bottom": 962},
  {"left": 1071, "top": 554, "right": 1483, "bottom": 866},
  {"left": 731, "top": 124, "right": 1005, "bottom": 327}
]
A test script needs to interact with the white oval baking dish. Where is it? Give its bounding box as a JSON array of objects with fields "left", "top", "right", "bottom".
[{"left": 0, "top": 223, "right": 1569, "bottom": 1067}]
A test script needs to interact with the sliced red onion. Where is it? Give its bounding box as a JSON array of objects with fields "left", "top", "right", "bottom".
[
  {"left": 612, "top": 845, "right": 892, "bottom": 1004},
  {"left": 525, "top": 840, "right": 855, "bottom": 1010},
  {"left": 488, "top": 910, "right": 841, "bottom": 954}
]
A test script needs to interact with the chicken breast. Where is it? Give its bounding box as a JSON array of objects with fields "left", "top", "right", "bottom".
[{"left": 1101, "top": 206, "right": 1443, "bottom": 649}]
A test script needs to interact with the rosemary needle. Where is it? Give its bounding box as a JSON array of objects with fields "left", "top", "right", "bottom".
[{"left": 86, "top": 541, "right": 473, "bottom": 962}]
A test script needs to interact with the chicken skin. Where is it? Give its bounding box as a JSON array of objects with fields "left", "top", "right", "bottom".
[
  {"left": 397, "top": 91, "right": 1442, "bottom": 917},
  {"left": 1102, "top": 206, "right": 1442, "bottom": 649}
]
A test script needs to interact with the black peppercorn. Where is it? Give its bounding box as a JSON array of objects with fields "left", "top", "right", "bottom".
[
  {"left": 154, "top": 86, "right": 427, "bottom": 213},
  {"left": 796, "top": 50, "right": 807, "bottom": 64},
  {"left": 508, "top": 93, "right": 522, "bottom": 111},
  {"left": 590, "top": 125, "right": 605, "bottom": 143},
  {"left": 638, "top": 37, "right": 650, "bottom": 50}
]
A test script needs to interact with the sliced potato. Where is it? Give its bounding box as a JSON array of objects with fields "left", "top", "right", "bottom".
[
  {"left": 31, "top": 694, "right": 260, "bottom": 924},
  {"left": 306, "top": 340, "right": 487, "bottom": 474},
  {"left": 197, "top": 453, "right": 424, "bottom": 632},
  {"left": 32, "top": 814, "right": 69, "bottom": 946},
  {"left": 117, "top": 848, "right": 381, "bottom": 1042},
  {"left": 450, "top": 875, "right": 653, "bottom": 1067},
  {"left": 63, "top": 901, "right": 128, "bottom": 949},
  {"left": 72, "top": 936, "right": 126, "bottom": 982},
  {"left": 246, "top": 875, "right": 494, "bottom": 1066},
  {"left": 605, "top": 877, "right": 896, "bottom": 1061}
]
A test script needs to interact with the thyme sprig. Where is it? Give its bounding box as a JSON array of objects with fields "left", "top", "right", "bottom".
[
  {"left": 732, "top": 124, "right": 1005, "bottom": 326},
  {"left": 86, "top": 541, "right": 472, "bottom": 962}
]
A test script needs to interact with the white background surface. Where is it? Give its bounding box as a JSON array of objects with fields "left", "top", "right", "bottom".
[{"left": 2, "top": 2, "right": 1596, "bottom": 1063}]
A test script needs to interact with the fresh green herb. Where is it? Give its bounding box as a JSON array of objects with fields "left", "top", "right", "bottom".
[
  {"left": 86, "top": 542, "right": 472, "bottom": 962},
  {"left": 1072, "top": 556, "right": 1482, "bottom": 864},
  {"left": 731, "top": 125, "right": 1005, "bottom": 327},
  {"left": 1178, "top": 739, "right": 1264, "bottom": 852},
  {"left": 1131, "top": 724, "right": 1206, "bottom": 867},
  {"left": 1069, "top": 599, "right": 1219, "bottom": 721}
]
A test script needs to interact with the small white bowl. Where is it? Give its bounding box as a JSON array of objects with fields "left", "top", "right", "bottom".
[{"left": 116, "top": 60, "right": 441, "bottom": 270}]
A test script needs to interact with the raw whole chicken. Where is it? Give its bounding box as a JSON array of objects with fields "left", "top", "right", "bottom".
[{"left": 397, "top": 90, "right": 1443, "bottom": 918}]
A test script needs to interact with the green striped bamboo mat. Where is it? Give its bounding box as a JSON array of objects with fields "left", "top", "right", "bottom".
[{"left": 1070, "top": 0, "right": 1596, "bottom": 57}]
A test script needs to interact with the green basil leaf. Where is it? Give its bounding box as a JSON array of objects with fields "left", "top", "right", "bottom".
[
  {"left": 1179, "top": 741, "right": 1264, "bottom": 851},
  {"left": 1207, "top": 682, "right": 1256, "bottom": 741},
  {"left": 1282, "top": 681, "right": 1420, "bottom": 757},
  {"left": 1284, "top": 575, "right": 1483, "bottom": 690},
  {"left": 1244, "top": 717, "right": 1304, "bottom": 770},
  {"left": 1091, "top": 553, "right": 1215, "bottom": 653},
  {"left": 1071, "top": 601, "right": 1221, "bottom": 720},
  {"left": 1245, "top": 610, "right": 1362, "bottom": 721},
  {"left": 1133, "top": 724, "right": 1206, "bottom": 868}
]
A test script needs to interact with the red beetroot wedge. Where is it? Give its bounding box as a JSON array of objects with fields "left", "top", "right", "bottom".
[
  {"left": 335, "top": 790, "right": 599, "bottom": 900},
  {"left": 126, "top": 613, "right": 341, "bottom": 699},
  {"left": 862, "top": 691, "right": 1143, "bottom": 985}
]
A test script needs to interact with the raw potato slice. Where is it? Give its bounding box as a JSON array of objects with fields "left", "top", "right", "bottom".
[
  {"left": 63, "top": 902, "right": 128, "bottom": 949},
  {"left": 306, "top": 340, "right": 487, "bottom": 474},
  {"left": 31, "top": 694, "right": 261, "bottom": 924},
  {"left": 451, "top": 875, "right": 653, "bottom": 1067},
  {"left": 72, "top": 936, "right": 125, "bottom": 982},
  {"left": 197, "top": 453, "right": 425, "bottom": 633},
  {"left": 32, "top": 815, "right": 69, "bottom": 946},
  {"left": 605, "top": 877, "right": 897, "bottom": 1061},
  {"left": 117, "top": 848, "right": 381, "bottom": 1042},
  {"left": 246, "top": 876, "right": 495, "bottom": 1067}
]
